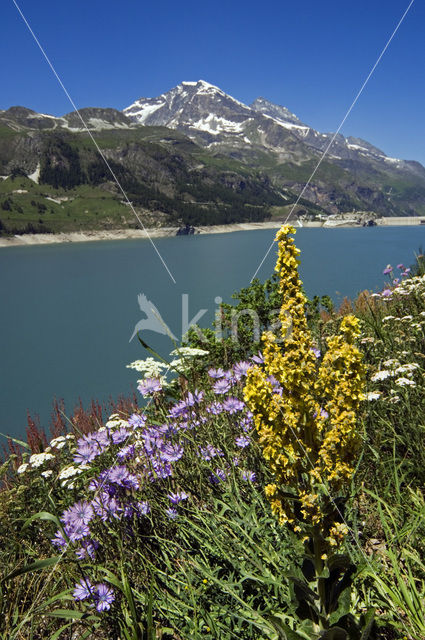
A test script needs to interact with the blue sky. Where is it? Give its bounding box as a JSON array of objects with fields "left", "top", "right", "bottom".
[{"left": 2, "top": 0, "right": 424, "bottom": 163}]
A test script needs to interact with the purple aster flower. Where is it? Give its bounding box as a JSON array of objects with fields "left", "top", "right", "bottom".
[
  {"left": 206, "top": 401, "right": 224, "bottom": 415},
  {"left": 73, "top": 441, "right": 99, "bottom": 465},
  {"left": 73, "top": 578, "right": 94, "bottom": 601},
  {"left": 224, "top": 370, "right": 237, "bottom": 384},
  {"left": 108, "top": 465, "right": 140, "bottom": 490},
  {"left": 397, "top": 263, "right": 405, "bottom": 270},
  {"left": 267, "top": 375, "right": 283, "bottom": 395},
  {"left": 383, "top": 265, "right": 393, "bottom": 275},
  {"left": 242, "top": 470, "right": 256, "bottom": 482},
  {"left": 208, "top": 367, "right": 225, "bottom": 379},
  {"left": 213, "top": 378, "right": 231, "bottom": 395},
  {"left": 150, "top": 459, "right": 173, "bottom": 480},
  {"left": 185, "top": 389, "right": 204, "bottom": 406},
  {"left": 168, "top": 491, "right": 188, "bottom": 505},
  {"left": 251, "top": 351, "right": 264, "bottom": 364},
  {"left": 138, "top": 377, "right": 162, "bottom": 396},
  {"left": 76, "top": 539, "right": 99, "bottom": 560},
  {"left": 160, "top": 443, "right": 184, "bottom": 463},
  {"left": 381, "top": 289, "right": 392, "bottom": 298},
  {"left": 51, "top": 530, "right": 67, "bottom": 549},
  {"left": 223, "top": 397, "right": 245, "bottom": 414},
  {"left": 233, "top": 361, "right": 251, "bottom": 380},
  {"left": 136, "top": 500, "right": 150, "bottom": 515},
  {"left": 117, "top": 444, "right": 136, "bottom": 460},
  {"left": 66, "top": 523, "right": 91, "bottom": 543},
  {"left": 128, "top": 413, "right": 147, "bottom": 430},
  {"left": 92, "top": 430, "right": 110, "bottom": 450},
  {"left": 311, "top": 347, "right": 321, "bottom": 359},
  {"left": 92, "top": 493, "right": 122, "bottom": 521},
  {"left": 168, "top": 400, "right": 189, "bottom": 418},
  {"left": 94, "top": 583, "right": 115, "bottom": 612},
  {"left": 209, "top": 468, "right": 227, "bottom": 484},
  {"left": 233, "top": 457, "right": 239, "bottom": 466},
  {"left": 235, "top": 435, "right": 251, "bottom": 448},
  {"left": 166, "top": 507, "right": 178, "bottom": 520},
  {"left": 199, "top": 444, "right": 222, "bottom": 461},
  {"left": 112, "top": 427, "right": 130, "bottom": 445},
  {"left": 320, "top": 409, "right": 329, "bottom": 419},
  {"left": 68, "top": 500, "right": 94, "bottom": 527}
]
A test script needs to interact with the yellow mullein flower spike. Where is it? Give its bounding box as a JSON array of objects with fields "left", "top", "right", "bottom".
[{"left": 243, "top": 225, "right": 365, "bottom": 551}]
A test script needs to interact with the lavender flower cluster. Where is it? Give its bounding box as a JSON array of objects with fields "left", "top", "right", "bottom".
[{"left": 51, "top": 358, "right": 259, "bottom": 613}]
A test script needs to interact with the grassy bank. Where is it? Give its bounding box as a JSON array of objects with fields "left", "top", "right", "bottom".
[{"left": 1, "top": 230, "right": 425, "bottom": 639}]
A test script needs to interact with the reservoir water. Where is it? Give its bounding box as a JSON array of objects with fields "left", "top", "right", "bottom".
[{"left": 1, "top": 225, "right": 424, "bottom": 440}]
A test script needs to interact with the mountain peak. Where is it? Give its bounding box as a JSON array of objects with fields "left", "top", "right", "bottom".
[{"left": 250, "top": 97, "right": 303, "bottom": 126}]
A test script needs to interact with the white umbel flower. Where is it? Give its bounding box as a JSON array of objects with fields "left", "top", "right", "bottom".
[
  {"left": 365, "top": 391, "right": 382, "bottom": 401},
  {"left": 29, "top": 453, "right": 55, "bottom": 468}
]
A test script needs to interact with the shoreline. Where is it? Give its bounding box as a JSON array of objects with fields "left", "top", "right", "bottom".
[{"left": 0, "top": 217, "right": 424, "bottom": 248}]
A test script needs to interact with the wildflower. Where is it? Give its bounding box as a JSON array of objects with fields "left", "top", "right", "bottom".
[
  {"left": 170, "top": 346, "right": 209, "bottom": 358},
  {"left": 58, "top": 465, "right": 80, "bottom": 479},
  {"left": 160, "top": 443, "right": 184, "bottom": 463},
  {"left": 233, "top": 361, "right": 251, "bottom": 379},
  {"left": 166, "top": 507, "right": 178, "bottom": 520},
  {"left": 242, "top": 470, "right": 256, "bottom": 482},
  {"left": 138, "top": 377, "right": 162, "bottom": 395},
  {"left": 51, "top": 530, "right": 67, "bottom": 548},
  {"left": 365, "top": 391, "right": 381, "bottom": 401},
  {"left": 235, "top": 435, "right": 251, "bottom": 448},
  {"left": 17, "top": 463, "right": 29, "bottom": 474},
  {"left": 168, "top": 491, "right": 188, "bottom": 504},
  {"left": 370, "top": 370, "right": 392, "bottom": 381},
  {"left": 112, "top": 427, "right": 130, "bottom": 445},
  {"left": 209, "top": 468, "right": 227, "bottom": 484},
  {"left": 383, "top": 265, "right": 393, "bottom": 275},
  {"left": 395, "top": 377, "right": 416, "bottom": 387},
  {"left": 311, "top": 347, "right": 321, "bottom": 358},
  {"left": 68, "top": 500, "right": 94, "bottom": 527},
  {"left": 136, "top": 501, "right": 150, "bottom": 515},
  {"left": 213, "top": 379, "right": 231, "bottom": 394},
  {"left": 397, "top": 263, "right": 405, "bottom": 270},
  {"left": 41, "top": 469, "right": 53, "bottom": 478},
  {"left": 29, "top": 452, "right": 55, "bottom": 468},
  {"left": 251, "top": 351, "right": 264, "bottom": 364},
  {"left": 395, "top": 363, "right": 419, "bottom": 374},
  {"left": 108, "top": 465, "right": 140, "bottom": 489},
  {"left": 94, "top": 584, "right": 115, "bottom": 612},
  {"left": 50, "top": 436, "right": 66, "bottom": 449},
  {"left": 128, "top": 413, "right": 147, "bottom": 430},
  {"left": 117, "top": 444, "right": 136, "bottom": 460},
  {"left": 208, "top": 367, "right": 225, "bottom": 378},
  {"left": 381, "top": 289, "right": 392, "bottom": 297},
  {"left": 73, "top": 578, "right": 94, "bottom": 601},
  {"left": 206, "top": 401, "right": 224, "bottom": 415},
  {"left": 199, "top": 445, "right": 222, "bottom": 460},
  {"left": 222, "top": 397, "right": 245, "bottom": 413},
  {"left": 185, "top": 389, "right": 204, "bottom": 406}
]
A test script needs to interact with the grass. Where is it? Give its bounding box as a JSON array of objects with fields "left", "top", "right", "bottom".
[{"left": 1, "top": 244, "right": 425, "bottom": 638}]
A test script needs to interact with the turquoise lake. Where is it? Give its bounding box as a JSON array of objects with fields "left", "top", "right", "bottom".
[{"left": 1, "top": 225, "right": 424, "bottom": 440}]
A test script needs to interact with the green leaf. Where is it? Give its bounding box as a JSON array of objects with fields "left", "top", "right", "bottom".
[
  {"left": 22, "top": 511, "right": 61, "bottom": 530},
  {"left": 2, "top": 556, "right": 61, "bottom": 583},
  {"left": 360, "top": 608, "right": 375, "bottom": 640},
  {"left": 319, "top": 627, "right": 348, "bottom": 640},
  {"left": 0, "top": 432, "right": 30, "bottom": 449}
]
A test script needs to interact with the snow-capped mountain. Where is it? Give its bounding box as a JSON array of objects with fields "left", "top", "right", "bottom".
[{"left": 124, "top": 80, "right": 420, "bottom": 175}]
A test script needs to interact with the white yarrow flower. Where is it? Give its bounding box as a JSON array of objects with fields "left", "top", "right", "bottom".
[
  {"left": 370, "top": 370, "right": 392, "bottom": 382},
  {"left": 29, "top": 453, "right": 55, "bottom": 468},
  {"left": 365, "top": 391, "right": 381, "bottom": 401},
  {"left": 395, "top": 377, "right": 416, "bottom": 387},
  {"left": 41, "top": 470, "right": 53, "bottom": 478},
  {"left": 17, "top": 463, "right": 29, "bottom": 474}
]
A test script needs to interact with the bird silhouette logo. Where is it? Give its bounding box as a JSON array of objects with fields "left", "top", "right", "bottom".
[{"left": 129, "top": 293, "right": 177, "bottom": 342}]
